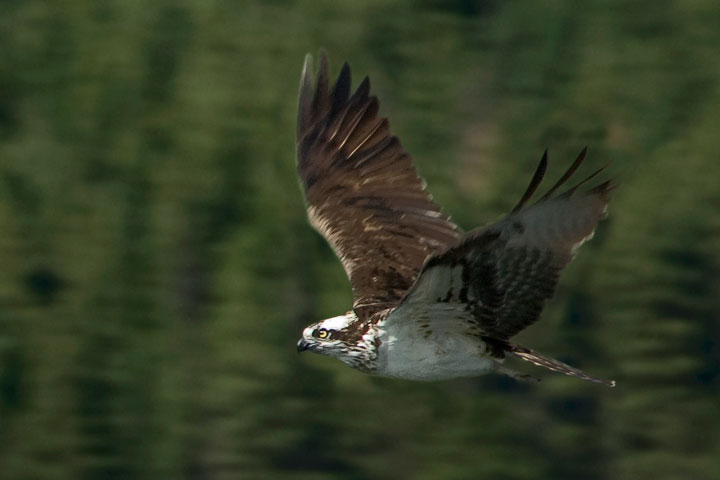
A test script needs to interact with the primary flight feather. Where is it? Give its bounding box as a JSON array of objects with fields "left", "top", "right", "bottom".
[{"left": 295, "top": 53, "right": 615, "bottom": 387}]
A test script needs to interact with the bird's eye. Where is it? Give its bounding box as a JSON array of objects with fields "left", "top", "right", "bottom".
[{"left": 317, "top": 328, "right": 329, "bottom": 339}]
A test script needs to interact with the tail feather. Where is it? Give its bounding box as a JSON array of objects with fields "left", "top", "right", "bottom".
[{"left": 508, "top": 343, "right": 616, "bottom": 387}]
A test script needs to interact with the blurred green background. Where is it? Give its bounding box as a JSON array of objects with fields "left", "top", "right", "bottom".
[{"left": 1, "top": 1, "right": 719, "bottom": 479}]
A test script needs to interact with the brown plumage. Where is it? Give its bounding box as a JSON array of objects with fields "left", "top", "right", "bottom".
[
  {"left": 406, "top": 149, "right": 614, "bottom": 342},
  {"left": 296, "top": 53, "right": 616, "bottom": 386},
  {"left": 297, "top": 54, "right": 461, "bottom": 315}
]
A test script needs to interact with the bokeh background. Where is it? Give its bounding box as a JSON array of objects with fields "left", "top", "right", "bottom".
[{"left": 1, "top": 1, "right": 719, "bottom": 479}]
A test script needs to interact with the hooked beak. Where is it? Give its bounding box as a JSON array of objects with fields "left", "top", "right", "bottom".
[{"left": 297, "top": 338, "right": 311, "bottom": 353}]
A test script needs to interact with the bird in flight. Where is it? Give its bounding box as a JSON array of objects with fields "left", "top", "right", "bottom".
[{"left": 295, "top": 53, "right": 615, "bottom": 387}]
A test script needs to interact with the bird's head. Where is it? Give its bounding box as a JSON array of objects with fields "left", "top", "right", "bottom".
[{"left": 297, "top": 310, "right": 373, "bottom": 367}]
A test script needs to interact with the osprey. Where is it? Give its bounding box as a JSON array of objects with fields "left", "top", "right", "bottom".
[{"left": 295, "top": 53, "right": 615, "bottom": 387}]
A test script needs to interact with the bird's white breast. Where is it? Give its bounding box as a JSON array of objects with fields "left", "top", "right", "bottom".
[{"left": 374, "top": 303, "right": 495, "bottom": 381}]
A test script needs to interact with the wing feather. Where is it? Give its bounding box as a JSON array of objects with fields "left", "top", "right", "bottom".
[
  {"left": 511, "top": 149, "right": 548, "bottom": 213},
  {"left": 399, "top": 149, "right": 614, "bottom": 339},
  {"left": 297, "top": 53, "right": 461, "bottom": 313}
]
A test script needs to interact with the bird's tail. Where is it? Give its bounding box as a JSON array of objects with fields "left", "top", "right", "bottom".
[{"left": 508, "top": 343, "right": 616, "bottom": 387}]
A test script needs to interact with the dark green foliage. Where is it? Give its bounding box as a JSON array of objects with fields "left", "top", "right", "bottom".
[{"left": 0, "top": 1, "right": 718, "bottom": 478}]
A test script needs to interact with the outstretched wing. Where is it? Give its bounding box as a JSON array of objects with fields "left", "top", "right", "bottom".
[
  {"left": 297, "top": 53, "right": 461, "bottom": 313},
  {"left": 398, "top": 148, "right": 613, "bottom": 339}
]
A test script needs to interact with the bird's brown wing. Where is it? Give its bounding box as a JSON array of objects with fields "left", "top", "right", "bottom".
[
  {"left": 297, "top": 53, "right": 461, "bottom": 315},
  {"left": 398, "top": 149, "right": 614, "bottom": 339}
]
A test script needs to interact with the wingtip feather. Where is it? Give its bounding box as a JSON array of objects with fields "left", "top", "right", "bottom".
[
  {"left": 330, "top": 61, "right": 352, "bottom": 115},
  {"left": 511, "top": 149, "right": 548, "bottom": 213},
  {"left": 297, "top": 54, "right": 315, "bottom": 139},
  {"left": 301, "top": 53, "right": 313, "bottom": 81},
  {"left": 538, "top": 146, "right": 588, "bottom": 201},
  {"left": 562, "top": 164, "right": 607, "bottom": 198},
  {"left": 357, "top": 75, "right": 371, "bottom": 98}
]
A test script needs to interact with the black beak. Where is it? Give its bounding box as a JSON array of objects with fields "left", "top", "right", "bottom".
[{"left": 297, "top": 338, "right": 310, "bottom": 353}]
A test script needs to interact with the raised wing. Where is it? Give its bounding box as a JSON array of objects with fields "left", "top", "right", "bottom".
[
  {"left": 297, "top": 53, "right": 461, "bottom": 314},
  {"left": 398, "top": 148, "right": 613, "bottom": 340}
]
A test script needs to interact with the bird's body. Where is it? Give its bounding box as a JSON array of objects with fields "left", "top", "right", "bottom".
[
  {"left": 295, "top": 53, "right": 616, "bottom": 387},
  {"left": 301, "top": 305, "right": 495, "bottom": 381},
  {"left": 379, "top": 304, "right": 496, "bottom": 381}
]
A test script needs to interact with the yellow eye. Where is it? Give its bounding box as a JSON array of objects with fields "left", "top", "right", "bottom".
[{"left": 317, "top": 328, "right": 329, "bottom": 339}]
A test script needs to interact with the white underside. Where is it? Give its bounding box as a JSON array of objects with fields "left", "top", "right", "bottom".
[{"left": 374, "top": 302, "right": 497, "bottom": 381}]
